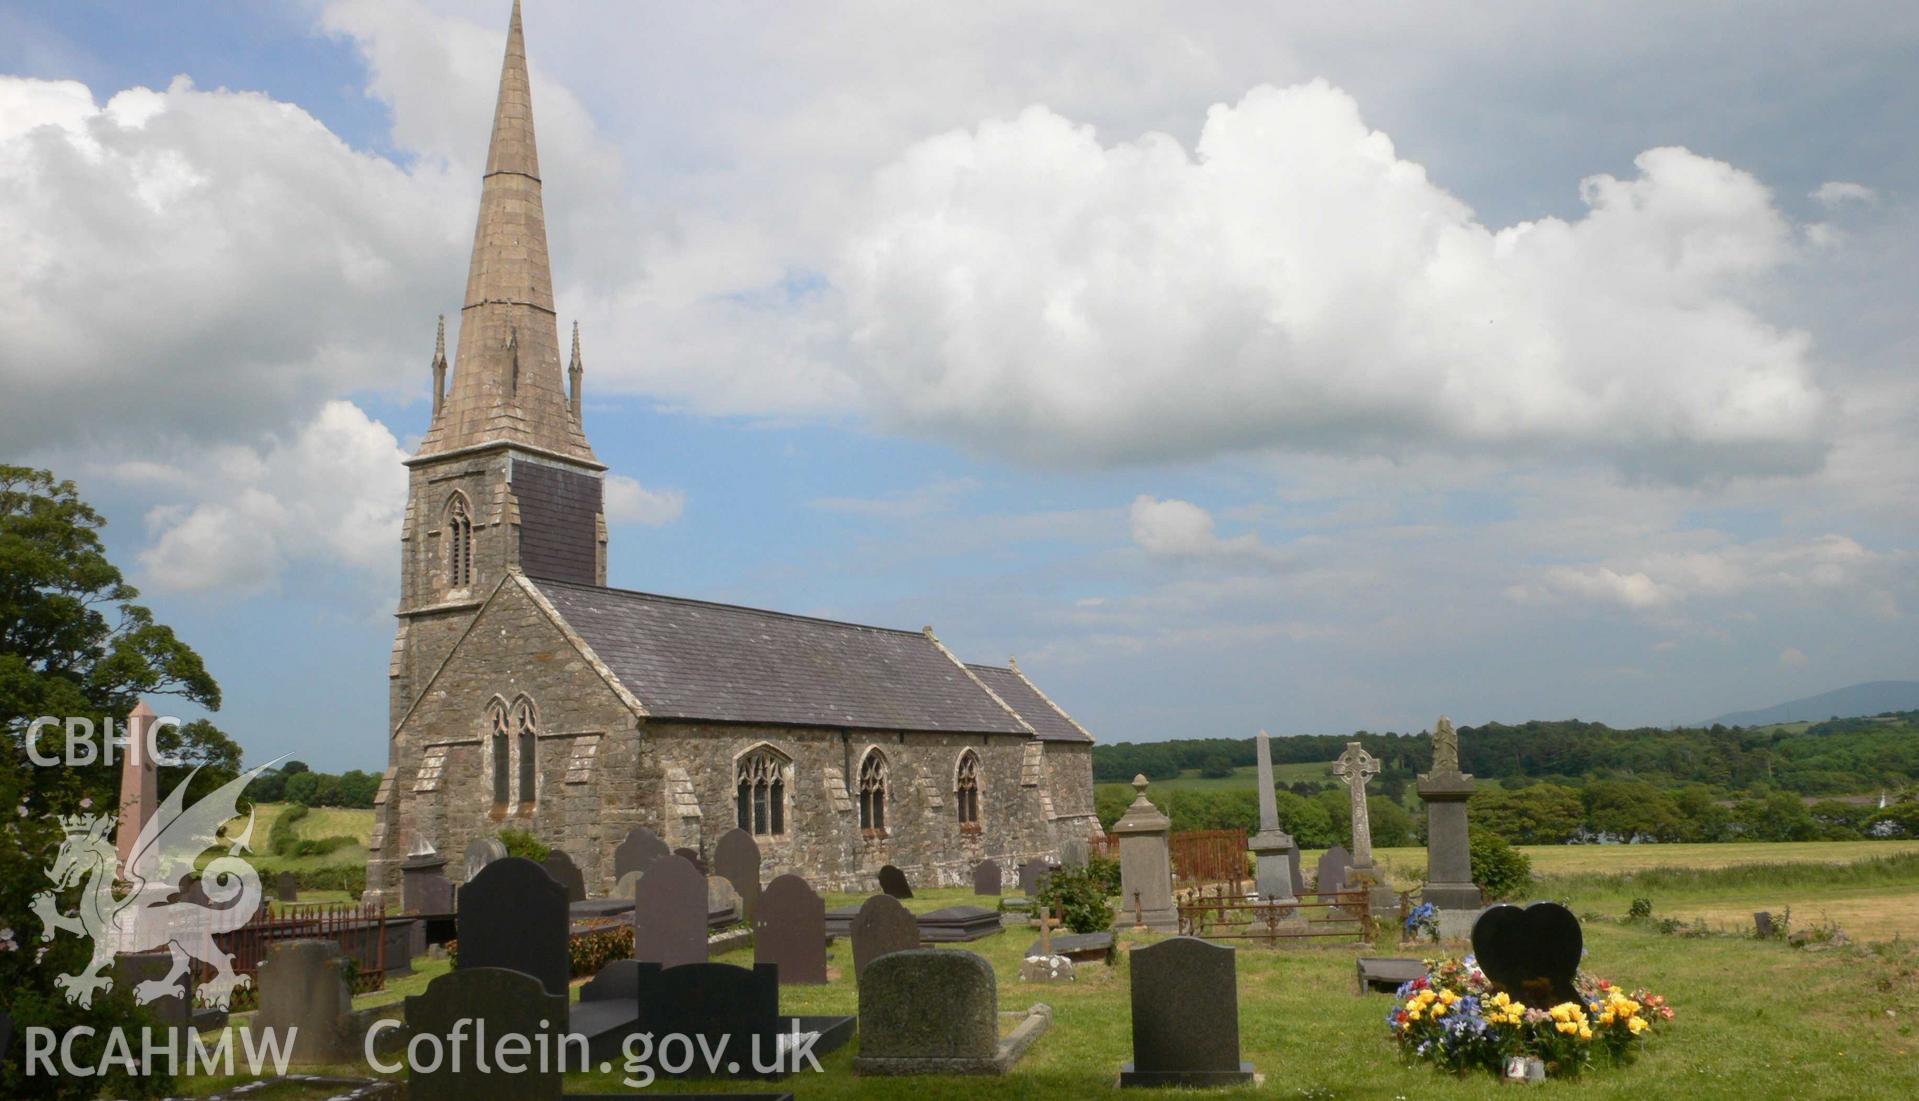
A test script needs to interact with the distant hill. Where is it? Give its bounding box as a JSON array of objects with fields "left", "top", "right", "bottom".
[{"left": 1708, "top": 681, "right": 1919, "bottom": 728}]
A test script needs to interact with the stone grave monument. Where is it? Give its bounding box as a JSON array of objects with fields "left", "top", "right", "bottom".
[
  {"left": 851, "top": 893, "right": 921, "bottom": 979},
  {"left": 540, "top": 850, "right": 587, "bottom": 904},
  {"left": 633, "top": 852, "right": 709, "bottom": 969},
  {"left": 1112, "top": 775, "right": 1177, "bottom": 931},
  {"left": 1119, "top": 936, "right": 1255, "bottom": 1087},
  {"left": 1418, "top": 716, "right": 1482, "bottom": 913},
  {"left": 754, "top": 873, "right": 828, "bottom": 984},
  {"left": 1332, "top": 741, "right": 1398, "bottom": 913},
  {"left": 878, "top": 863, "right": 914, "bottom": 899},
  {"left": 854, "top": 949, "right": 1051, "bottom": 1075},
  {"left": 1315, "top": 843, "right": 1351, "bottom": 895},
  {"left": 462, "top": 836, "right": 506, "bottom": 882},
  {"left": 673, "top": 846, "right": 708, "bottom": 874},
  {"left": 456, "top": 856, "right": 569, "bottom": 996},
  {"left": 1016, "top": 858, "right": 1051, "bottom": 898},
  {"left": 406, "top": 966, "right": 566, "bottom": 1101},
  {"left": 401, "top": 843, "right": 455, "bottom": 914},
  {"left": 1248, "top": 730, "right": 1300, "bottom": 904},
  {"left": 713, "top": 827, "right": 763, "bottom": 921},
  {"left": 630, "top": 962, "right": 855, "bottom": 1078},
  {"left": 972, "top": 859, "right": 1003, "bottom": 896},
  {"left": 114, "top": 700, "right": 160, "bottom": 871},
  {"left": 276, "top": 871, "right": 300, "bottom": 904},
  {"left": 612, "top": 824, "right": 669, "bottom": 881},
  {"left": 252, "top": 939, "right": 355, "bottom": 1064},
  {"left": 1471, "top": 902, "right": 1583, "bottom": 1007}
]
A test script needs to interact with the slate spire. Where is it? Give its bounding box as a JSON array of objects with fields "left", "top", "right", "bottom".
[{"left": 416, "top": 0, "right": 598, "bottom": 465}]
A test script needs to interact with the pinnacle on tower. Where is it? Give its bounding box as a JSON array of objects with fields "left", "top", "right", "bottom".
[
  {"left": 430, "top": 314, "right": 447, "bottom": 418},
  {"left": 568, "top": 320, "right": 583, "bottom": 419}
]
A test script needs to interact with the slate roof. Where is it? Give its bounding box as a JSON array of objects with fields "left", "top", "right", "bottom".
[
  {"left": 530, "top": 577, "right": 1075, "bottom": 736},
  {"left": 968, "top": 664, "right": 1093, "bottom": 743}
]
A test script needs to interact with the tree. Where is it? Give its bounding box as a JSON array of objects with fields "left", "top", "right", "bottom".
[
  {"left": 2, "top": 466, "right": 231, "bottom": 1098},
  {"left": 1367, "top": 794, "right": 1414, "bottom": 848},
  {"left": 1273, "top": 790, "right": 1336, "bottom": 849},
  {"left": 1472, "top": 783, "right": 1583, "bottom": 845}
]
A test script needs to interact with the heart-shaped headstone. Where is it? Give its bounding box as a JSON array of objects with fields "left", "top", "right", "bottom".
[{"left": 1470, "top": 902, "right": 1582, "bottom": 1007}]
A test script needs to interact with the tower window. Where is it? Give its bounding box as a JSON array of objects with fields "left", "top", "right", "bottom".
[
  {"left": 956, "top": 750, "right": 981, "bottom": 828},
  {"left": 513, "top": 696, "right": 537, "bottom": 809},
  {"left": 735, "top": 747, "right": 788, "bottom": 837},
  {"left": 859, "top": 749, "right": 888, "bottom": 836},
  {"left": 447, "top": 494, "right": 473, "bottom": 588}
]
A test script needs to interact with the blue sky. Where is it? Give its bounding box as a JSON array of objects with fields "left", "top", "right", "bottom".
[{"left": 4, "top": 1, "right": 1915, "bottom": 771}]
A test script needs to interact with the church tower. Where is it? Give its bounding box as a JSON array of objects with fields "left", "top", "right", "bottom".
[{"left": 389, "top": 0, "right": 607, "bottom": 728}]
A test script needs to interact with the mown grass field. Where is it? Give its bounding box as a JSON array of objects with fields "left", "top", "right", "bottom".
[
  {"left": 171, "top": 842, "right": 1919, "bottom": 1100},
  {"left": 222, "top": 802, "right": 373, "bottom": 876}
]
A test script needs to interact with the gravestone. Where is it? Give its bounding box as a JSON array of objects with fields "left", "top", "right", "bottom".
[
  {"left": 1315, "top": 844, "right": 1351, "bottom": 894},
  {"left": 631, "top": 962, "right": 856, "bottom": 1078},
  {"left": 1112, "top": 776, "right": 1177, "bottom": 930},
  {"left": 613, "top": 869, "right": 643, "bottom": 899},
  {"left": 1754, "top": 911, "right": 1775, "bottom": 939},
  {"left": 673, "top": 846, "right": 708, "bottom": 875},
  {"left": 463, "top": 836, "right": 506, "bottom": 881},
  {"left": 1119, "top": 936, "right": 1255, "bottom": 1087},
  {"left": 112, "top": 952, "right": 193, "bottom": 1044},
  {"left": 713, "top": 828, "right": 763, "bottom": 922},
  {"left": 1059, "top": 834, "right": 1089, "bottom": 869},
  {"left": 1016, "top": 858, "right": 1051, "bottom": 898},
  {"left": 541, "top": 850, "right": 587, "bottom": 904},
  {"left": 878, "top": 864, "right": 914, "bottom": 899},
  {"left": 754, "top": 874, "right": 827, "bottom": 984},
  {"left": 1355, "top": 956, "right": 1429, "bottom": 995},
  {"left": 916, "top": 906, "right": 1004, "bottom": 943},
  {"left": 456, "top": 856, "right": 569, "bottom": 996},
  {"left": 1471, "top": 902, "right": 1583, "bottom": 1007},
  {"left": 1418, "top": 716, "right": 1481, "bottom": 911},
  {"left": 276, "top": 871, "right": 300, "bottom": 904},
  {"left": 633, "top": 853, "right": 708, "bottom": 968},
  {"left": 851, "top": 893, "right": 921, "bottom": 979},
  {"left": 853, "top": 949, "right": 1000, "bottom": 1074},
  {"left": 708, "top": 874, "right": 742, "bottom": 919},
  {"left": 1248, "top": 730, "right": 1300, "bottom": 903},
  {"left": 406, "top": 966, "right": 566, "bottom": 1101},
  {"left": 972, "top": 860, "right": 1003, "bottom": 896},
  {"left": 1288, "top": 846, "right": 1305, "bottom": 898},
  {"left": 612, "top": 825, "right": 669, "bottom": 881},
  {"left": 252, "top": 939, "right": 354, "bottom": 1064},
  {"left": 401, "top": 849, "right": 455, "bottom": 914},
  {"left": 570, "top": 959, "right": 644, "bottom": 1062}
]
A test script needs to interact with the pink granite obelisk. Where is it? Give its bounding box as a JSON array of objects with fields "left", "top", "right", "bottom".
[{"left": 115, "top": 700, "right": 159, "bottom": 872}]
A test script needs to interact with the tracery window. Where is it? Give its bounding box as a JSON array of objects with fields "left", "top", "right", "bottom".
[
  {"left": 858, "top": 749, "right": 888, "bottom": 835},
  {"left": 446, "top": 493, "right": 473, "bottom": 588},
  {"left": 487, "top": 699, "right": 509, "bottom": 808},
  {"left": 955, "top": 750, "right": 981, "bottom": 828},
  {"left": 513, "top": 696, "right": 537, "bottom": 808},
  {"left": 735, "top": 747, "right": 788, "bottom": 837}
]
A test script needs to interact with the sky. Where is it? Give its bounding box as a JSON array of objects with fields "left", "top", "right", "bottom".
[{"left": 2, "top": 1, "right": 1915, "bottom": 771}]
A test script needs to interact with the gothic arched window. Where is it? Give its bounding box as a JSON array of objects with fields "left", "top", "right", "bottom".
[
  {"left": 735, "top": 747, "right": 788, "bottom": 837},
  {"left": 858, "top": 749, "right": 888, "bottom": 836},
  {"left": 487, "top": 699, "right": 509, "bottom": 809},
  {"left": 513, "top": 695, "right": 537, "bottom": 809},
  {"left": 955, "top": 750, "right": 981, "bottom": 828},
  {"left": 446, "top": 493, "right": 473, "bottom": 588}
]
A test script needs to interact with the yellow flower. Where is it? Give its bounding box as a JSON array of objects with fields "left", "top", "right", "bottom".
[
  {"left": 1578, "top": 1027, "right": 1593, "bottom": 1041},
  {"left": 1629, "top": 1017, "right": 1649, "bottom": 1035},
  {"left": 1556, "top": 1021, "right": 1575, "bottom": 1035},
  {"left": 1407, "top": 1006, "right": 1423, "bottom": 1021},
  {"left": 1432, "top": 1004, "right": 1448, "bottom": 1018}
]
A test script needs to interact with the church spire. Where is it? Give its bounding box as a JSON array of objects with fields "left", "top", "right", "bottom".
[{"left": 414, "top": 0, "right": 598, "bottom": 466}]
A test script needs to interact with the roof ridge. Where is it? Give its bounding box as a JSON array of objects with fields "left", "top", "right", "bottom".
[{"left": 529, "top": 575, "right": 931, "bottom": 639}]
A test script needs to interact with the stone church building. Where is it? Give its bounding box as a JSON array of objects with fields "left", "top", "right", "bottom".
[{"left": 366, "top": 2, "right": 1099, "bottom": 899}]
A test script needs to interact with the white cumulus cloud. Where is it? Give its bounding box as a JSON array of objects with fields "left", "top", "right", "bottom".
[
  {"left": 1129, "top": 495, "right": 1280, "bottom": 564},
  {"left": 841, "top": 82, "right": 1829, "bottom": 479},
  {"left": 602, "top": 474, "right": 685, "bottom": 527}
]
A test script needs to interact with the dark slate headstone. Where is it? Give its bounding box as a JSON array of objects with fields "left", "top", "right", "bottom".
[
  {"left": 631, "top": 962, "right": 857, "bottom": 1078},
  {"left": 1027, "top": 930, "right": 1115, "bottom": 963},
  {"left": 851, "top": 894, "right": 921, "bottom": 980},
  {"left": 1471, "top": 902, "right": 1583, "bottom": 1007},
  {"left": 541, "top": 850, "right": 587, "bottom": 904},
  {"left": 916, "top": 906, "right": 1004, "bottom": 943},
  {"left": 674, "top": 846, "right": 709, "bottom": 875},
  {"left": 1315, "top": 844, "right": 1351, "bottom": 894},
  {"left": 1119, "top": 936, "right": 1254, "bottom": 1087},
  {"left": 1288, "top": 845, "right": 1306, "bottom": 898},
  {"left": 401, "top": 853, "right": 455, "bottom": 915},
  {"left": 1754, "top": 911, "right": 1775, "bottom": 939},
  {"left": 570, "top": 959, "right": 644, "bottom": 1062},
  {"left": 456, "top": 856, "right": 569, "bottom": 997},
  {"left": 1016, "top": 858, "right": 1051, "bottom": 898},
  {"left": 633, "top": 853, "right": 708, "bottom": 969},
  {"left": 713, "top": 828, "right": 763, "bottom": 922},
  {"left": 463, "top": 836, "right": 507, "bottom": 881},
  {"left": 878, "top": 864, "right": 914, "bottom": 899},
  {"left": 253, "top": 939, "right": 354, "bottom": 1064},
  {"left": 406, "top": 966, "right": 566, "bottom": 1101},
  {"left": 613, "top": 825, "right": 669, "bottom": 881},
  {"left": 754, "top": 874, "right": 827, "bottom": 985},
  {"left": 854, "top": 950, "right": 998, "bottom": 1073},
  {"left": 275, "top": 871, "right": 299, "bottom": 903},
  {"left": 972, "top": 860, "right": 1003, "bottom": 896},
  {"left": 113, "top": 952, "right": 192, "bottom": 1040},
  {"left": 1356, "top": 956, "right": 1429, "bottom": 994}
]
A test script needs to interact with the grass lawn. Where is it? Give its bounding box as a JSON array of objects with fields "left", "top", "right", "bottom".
[
  {"left": 167, "top": 843, "right": 1919, "bottom": 1100},
  {"left": 220, "top": 802, "right": 374, "bottom": 875}
]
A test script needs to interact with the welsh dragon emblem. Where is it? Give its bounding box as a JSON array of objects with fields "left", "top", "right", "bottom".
[{"left": 31, "top": 762, "right": 277, "bottom": 1009}]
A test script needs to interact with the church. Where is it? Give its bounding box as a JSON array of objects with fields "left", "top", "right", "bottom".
[{"left": 365, "top": 2, "right": 1100, "bottom": 900}]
